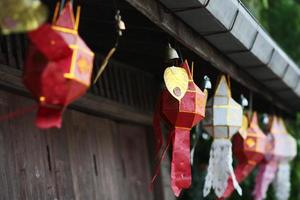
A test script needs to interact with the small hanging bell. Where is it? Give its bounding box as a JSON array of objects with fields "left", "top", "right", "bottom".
[
  {"left": 240, "top": 94, "right": 249, "bottom": 108},
  {"left": 165, "top": 43, "right": 179, "bottom": 61},
  {"left": 262, "top": 113, "right": 269, "bottom": 125},
  {"left": 115, "top": 10, "right": 126, "bottom": 36},
  {"left": 203, "top": 75, "right": 212, "bottom": 90}
]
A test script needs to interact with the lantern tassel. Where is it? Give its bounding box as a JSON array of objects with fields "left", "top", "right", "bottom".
[
  {"left": 171, "top": 127, "right": 192, "bottom": 196},
  {"left": 36, "top": 105, "right": 64, "bottom": 129},
  {"left": 253, "top": 160, "right": 277, "bottom": 200},
  {"left": 272, "top": 161, "right": 291, "bottom": 200},
  {"left": 203, "top": 139, "right": 242, "bottom": 198},
  {"left": 221, "top": 161, "right": 256, "bottom": 198}
]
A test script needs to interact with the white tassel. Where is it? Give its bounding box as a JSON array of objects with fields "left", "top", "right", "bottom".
[
  {"left": 273, "top": 161, "right": 291, "bottom": 200},
  {"left": 203, "top": 139, "right": 242, "bottom": 197}
]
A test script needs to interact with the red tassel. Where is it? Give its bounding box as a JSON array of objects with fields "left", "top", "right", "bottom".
[
  {"left": 36, "top": 105, "right": 64, "bottom": 129},
  {"left": 171, "top": 127, "right": 191, "bottom": 196}
]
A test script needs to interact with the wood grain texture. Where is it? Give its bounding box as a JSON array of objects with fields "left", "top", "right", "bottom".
[{"left": 0, "top": 90, "right": 161, "bottom": 200}]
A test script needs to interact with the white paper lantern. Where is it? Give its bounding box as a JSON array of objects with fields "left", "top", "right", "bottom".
[
  {"left": 203, "top": 75, "right": 242, "bottom": 138},
  {"left": 202, "top": 75, "right": 243, "bottom": 197}
]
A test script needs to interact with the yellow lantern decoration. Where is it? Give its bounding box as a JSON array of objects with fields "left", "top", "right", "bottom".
[
  {"left": 0, "top": 0, "right": 48, "bottom": 35},
  {"left": 202, "top": 75, "right": 243, "bottom": 197},
  {"left": 163, "top": 66, "right": 189, "bottom": 101},
  {"left": 239, "top": 114, "right": 249, "bottom": 139}
]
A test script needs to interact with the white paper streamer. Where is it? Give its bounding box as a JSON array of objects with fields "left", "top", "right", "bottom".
[
  {"left": 203, "top": 139, "right": 242, "bottom": 197},
  {"left": 273, "top": 161, "right": 291, "bottom": 200}
]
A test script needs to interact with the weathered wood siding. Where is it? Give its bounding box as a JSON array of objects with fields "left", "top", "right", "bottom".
[{"left": 0, "top": 89, "right": 162, "bottom": 200}]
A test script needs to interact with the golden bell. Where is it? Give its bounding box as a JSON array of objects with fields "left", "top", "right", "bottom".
[
  {"left": 165, "top": 43, "right": 179, "bottom": 61},
  {"left": 0, "top": 0, "right": 48, "bottom": 35}
]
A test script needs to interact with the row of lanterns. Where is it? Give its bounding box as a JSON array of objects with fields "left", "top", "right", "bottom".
[
  {"left": 153, "top": 45, "right": 297, "bottom": 199},
  {"left": 0, "top": 1, "right": 297, "bottom": 199}
]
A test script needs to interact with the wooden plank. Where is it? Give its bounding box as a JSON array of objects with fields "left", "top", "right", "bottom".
[
  {"left": 0, "top": 64, "right": 153, "bottom": 125},
  {"left": 5, "top": 36, "right": 16, "bottom": 67},
  {"left": 14, "top": 35, "right": 24, "bottom": 69},
  {"left": 91, "top": 118, "right": 125, "bottom": 200},
  {"left": 0, "top": 93, "right": 12, "bottom": 200},
  {"left": 45, "top": 119, "right": 75, "bottom": 200},
  {"left": 117, "top": 123, "right": 154, "bottom": 200},
  {"left": 66, "top": 111, "right": 97, "bottom": 200},
  {"left": 124, "top": 0, "right": 294, "bottom": 114},
  {"left": 0, "top": 89, "right": 164, "bottom": 200}
]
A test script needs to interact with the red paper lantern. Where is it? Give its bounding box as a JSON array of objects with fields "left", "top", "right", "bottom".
[
  {"left": 153, "top": 60, "right": 207, "bottom": 196},
  {"left": 221, "top": 112, "right": 267, "bottom": 198},
  {"left": 23, "top": 2, "right": 94, "bottom": 129}
]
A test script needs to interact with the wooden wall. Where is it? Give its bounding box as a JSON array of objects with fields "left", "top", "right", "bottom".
[{"left": 0, "top": 89, "right": 163, "bottom": 200}]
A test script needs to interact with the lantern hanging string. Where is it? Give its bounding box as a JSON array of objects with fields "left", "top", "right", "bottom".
[
  {"left": 149, "top": 131, "right": 173, "bottom": 191},
  {"left": 175, "top": 41, "right": 184, "bottom": 63},
  {"left": 52, "top": 1, "right": 60, "bottom": 23},
  {"left": 93, "top": 0, "right": 126, "bottom": 84},
  {"left": 0, "top": 104, "right": 38, "bottom": 122},
  {"left": 191, "top": 61, "right": 194, "bottom": 78},
  {"left": 226, "top": 74, "right": 232, "bottom": 97}
]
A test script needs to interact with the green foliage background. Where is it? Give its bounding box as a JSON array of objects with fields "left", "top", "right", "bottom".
[{"left": 179, "top": 1, "right": 300, "bottom": 199}]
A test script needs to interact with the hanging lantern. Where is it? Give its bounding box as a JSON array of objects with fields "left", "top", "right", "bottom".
[
  {"left": 221, "top": 112, "right": 267, "bottom": 198},
  {"left": 202, "top": 75, "right": 243, "bottom": 198},
  {"left": 0, "top": 0, "right": 48, "bottom": 34},
  {"left": 23, "top": 2, "right": 94, "bottom": 129},
  {"left": 152, "top": 60, "right": 208, "bottom": 196},
  {"left": 253, "top": 116, "right": 279, "bottom": 200},
  {"left": 272, "top": 118, "right": 297, "bottom": 200}
]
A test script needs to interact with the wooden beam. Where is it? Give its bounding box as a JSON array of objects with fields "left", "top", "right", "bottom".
[
  {"left": 124, "top": 0, "right": 294, "bottom": 115},
  {"left": 0, "top": 64, "right": 152, "bottom": 126}
]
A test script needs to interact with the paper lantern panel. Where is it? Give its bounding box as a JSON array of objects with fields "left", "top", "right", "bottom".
[
  {"left": 233, "top": 113, "right": 267, "bottom": 163},
  {"left": 24, "top": 2, "right": 94, "bottom": 129},
  {"left": 272, "top": 118, "right": 297, "bottom": 160},
  {"left": 161, "top": 62, "right": 206, "bottom": 128},
  {"left": 203, "top": 76, "right": 242, "bottom": 139}
]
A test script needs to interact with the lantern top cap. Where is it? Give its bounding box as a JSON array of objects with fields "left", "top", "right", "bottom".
[
  {"left": 214, "top": 75, "right": 231, "bottom": 97},
  {"left": 269, "top": 116, "right": 288, "bottom": 134},
  {"left": 277, "top": 117, "right": 288, "bottom": 134},
  {"left": 53, "top": 1, "right": 80, "bottom": 31},
  {"left": 250, "top": 112, "right": 258, "bottom": 128}
]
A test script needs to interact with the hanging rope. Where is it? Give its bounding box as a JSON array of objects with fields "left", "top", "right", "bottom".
[
  {"left": 0, "top": 104, "right": 37, "bottom": 122},
  {"left": 93, "top": 7, "right": 126, "bottom": 84}
]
